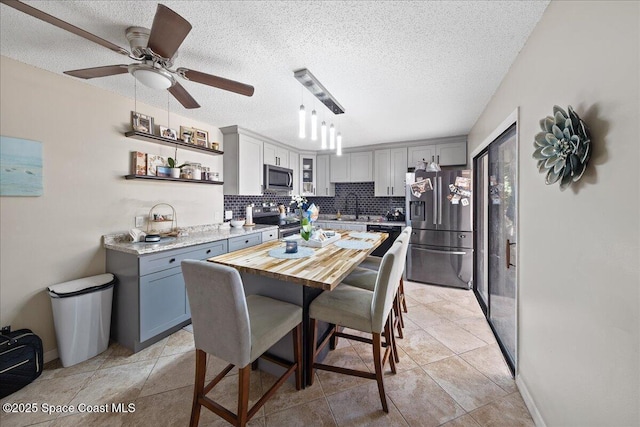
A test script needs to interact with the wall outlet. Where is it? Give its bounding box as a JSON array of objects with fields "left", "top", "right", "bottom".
[
  {"left": 135, "top": 216, "right": 145, "bottom": 228},
  {"left": 224, "top": 210, "right": 233, "bottom": 220}
]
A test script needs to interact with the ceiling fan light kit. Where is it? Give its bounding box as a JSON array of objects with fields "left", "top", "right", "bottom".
[
  {"left": 0, "top": 0, "right": 254, "bottom": 109},
  {"left": 128, "top": 63, "right": 175, "bottom": 90}
]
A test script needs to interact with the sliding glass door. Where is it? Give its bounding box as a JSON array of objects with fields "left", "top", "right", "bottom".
[{"left": 473, "top": 123, "right": 518, "bottom": 374}]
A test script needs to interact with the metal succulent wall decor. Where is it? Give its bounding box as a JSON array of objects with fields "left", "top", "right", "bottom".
[{"left": 533, "top": 105, "right": 591, "bottom": 190}]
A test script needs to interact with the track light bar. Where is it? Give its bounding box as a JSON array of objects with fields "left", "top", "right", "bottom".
[{"left": 294, "top": 68, "right": 345, "bottom": 115}]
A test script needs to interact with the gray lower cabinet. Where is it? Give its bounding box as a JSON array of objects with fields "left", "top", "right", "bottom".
[
  {"left": 228, "top": 233, "right": 262, "bottom": 252},
  {"left": 107, "top": 240, "right": 228, "bottom": 352}
]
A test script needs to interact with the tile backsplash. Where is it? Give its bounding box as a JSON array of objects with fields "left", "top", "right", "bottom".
[
  {"left": 308, "top": 182, "right": 405, "bottom": 216},
  {"left": 224, "top": 182, "right": 405, "bottom": 219}
]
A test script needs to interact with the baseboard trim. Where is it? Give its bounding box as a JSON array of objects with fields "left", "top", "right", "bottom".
[
  {"left": 516, "top": 374, "right": 546, "bottom": 427},
  {"left": 43, "top": 348, "right": 58, "bottom": 364}
]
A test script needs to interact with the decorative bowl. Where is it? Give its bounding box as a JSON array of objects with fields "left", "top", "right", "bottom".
[{"left": 230, "top": 219, "right": 245, "bottom": 228}]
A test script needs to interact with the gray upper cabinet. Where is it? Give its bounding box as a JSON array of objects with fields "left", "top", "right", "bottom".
[
  {"left": 436, "top": 141, "right": 467, "bottom": 166},
  {"left": 330, "top": 151, "right": 373, "bottom": 183},
  {"left": 289, "top": 151, "right": 300, "bottom": 195},
  {"left": 375, "top": 148, "right": 407, "bottom": 196},
  {"left": 264, "top": 142, "right": 289, "bottom": 168},
  {"left": 221, "top": 127, "right": 264, "bottom": 195},
  {"left": 330, "top": 154, "right": 350, "bottom": 182},
  {"left": 316, "top": 154, "right": 335, "bottom": 196},
  {"left": 407, "top": 139, "right": 467, "bottom": 168},
  {"left": 350, "top": 151, "right": 373, "bottom": 182}
]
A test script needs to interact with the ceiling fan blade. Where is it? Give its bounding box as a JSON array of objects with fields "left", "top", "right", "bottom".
[
  {"left": 147, "top": 4, "right": 192, "bottom": 59},
  {"left": 168, "top": 82, "right": 200, "bottom": 109},
  {"left": 178, "top": 68, "right": 255, "bottom": 97},
  {"left": 64, "top": 65, "right": 129, "bottom": 79},
  {"left": 0, "top": 0, "right": 130, "bottom": 56}
]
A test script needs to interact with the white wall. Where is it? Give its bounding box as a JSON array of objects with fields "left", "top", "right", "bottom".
[
  {"left": 467, "top": 1, "right": 639, "bottom": 426},
  {"left": 0, "top": 57, "right": 225, "bottom": 354}
]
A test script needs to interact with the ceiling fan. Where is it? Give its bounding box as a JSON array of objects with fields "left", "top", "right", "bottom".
[{"left": 0, "top": 0, "right": 255, "bottom": 109}]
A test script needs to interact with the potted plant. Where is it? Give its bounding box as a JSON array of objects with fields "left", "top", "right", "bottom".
[{"left": 167, "top": 157, "right": 183, "bottom": 178}]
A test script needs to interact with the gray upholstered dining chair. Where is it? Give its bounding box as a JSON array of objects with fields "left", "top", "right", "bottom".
[
  {"left": 182, "top": 260, "right": 303, "bottom": 427},
  {"left": 307, "top": 240, "right": 405, "bottom": 413},
  {"left": 343, "top": 226, "right": 412, "bottom": 343}
]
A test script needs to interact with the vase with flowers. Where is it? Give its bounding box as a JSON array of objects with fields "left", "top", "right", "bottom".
[{"left": 290, "top": 194, "right": 311, "bottom": 241}]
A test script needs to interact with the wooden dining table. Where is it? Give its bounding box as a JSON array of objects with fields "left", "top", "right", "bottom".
[{"left": 208, "top": 230, "right": 388, "bottom": 385}]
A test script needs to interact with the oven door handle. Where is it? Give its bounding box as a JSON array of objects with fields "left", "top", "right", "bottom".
[
  {"left": 288, "top": 172, "right": 293, "bottom": 188},
  {"left": 413, "top": 247, "right": 468, "bottom": 256}
]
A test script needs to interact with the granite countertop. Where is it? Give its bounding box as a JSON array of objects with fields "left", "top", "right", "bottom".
[{"left": 103, "top": 224, "right": 278, "bottom": 255}]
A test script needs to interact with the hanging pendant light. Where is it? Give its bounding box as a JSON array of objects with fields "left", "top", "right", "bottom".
[
  {"left": 329, "top": 124, "right": 335, "bottom": 149},
  {"left": 311, "top": 110, "right": 317, "bottom": 141},
  {"left": 336, "top": 133, "right": 342, "bottom": 156},
  {"left": 298, "top": 105, "right": 306, "bottom": 138},
  {"left": 321, "top": 121, "right": 327, "bottom": 149}
]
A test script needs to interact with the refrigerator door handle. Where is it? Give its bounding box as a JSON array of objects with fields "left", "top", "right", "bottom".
[
  {"left": 438, "top": 176, "right": 443, "bottom": 225},
  {"left": 414, "top": 247, "right": 468, "bottom": 256},
  {"left": 432, "top": 178, "right": 437, "bottom": 225}
]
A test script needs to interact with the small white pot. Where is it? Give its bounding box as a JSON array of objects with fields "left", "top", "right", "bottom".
[{"left": 170, "top": 168, "right": 181, "bottom": 178}]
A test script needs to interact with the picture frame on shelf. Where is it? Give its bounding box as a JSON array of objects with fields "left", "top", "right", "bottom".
[
  {"left": 159, "top": 126, "right": 178, "bottom": 140},
  {"left": 194, "top": 129, "right": 209, "bottom": 147},
  {"left": 147, "top": 155, "right": 166, "bottom": 176},
  {"left": 180, "top": 126, "right": 195, "bottom": 144},
  {"left": 132, "top": 111, "right": 154, "bottom": 134}
]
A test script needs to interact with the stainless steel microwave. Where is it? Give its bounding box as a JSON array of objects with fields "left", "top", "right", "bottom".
[{"left": 264, "top": 164, "right": 293, "bottom": 192}]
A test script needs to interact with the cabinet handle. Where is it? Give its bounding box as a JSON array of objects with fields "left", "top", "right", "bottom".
[
  {"left": 245, "top": 240, "right": 249, "bottom": 244},
  {"left": 206, "top": 249, "right": 211, "bottom": 254},
  {"left": 437, "top": 155, "right": 440, "bottom": 164},
  {"left": 431, "top": 155, "right": 435, "bottom": 162},
  {"left": 387, "top": 186, "right": 389, "bottom": 195},
  {"left": 392, "top": 187, "right": 394, "bottom": 195},
  {"left": 169, "top": 258, "right": 176, "bottom": 263}
]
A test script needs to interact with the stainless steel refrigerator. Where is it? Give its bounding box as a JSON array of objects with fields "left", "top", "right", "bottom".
[{"left": 405, "top": 170, "right": 473, "bottom": 289}]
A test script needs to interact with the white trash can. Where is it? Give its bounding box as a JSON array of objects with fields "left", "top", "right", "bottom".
[{"left": 47, "top": 273, "right": 116, "bottom": 367}]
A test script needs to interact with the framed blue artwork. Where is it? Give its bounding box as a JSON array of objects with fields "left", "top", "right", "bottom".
[{"left": 0, "top": 136, "right": 43, "bottom": 196}]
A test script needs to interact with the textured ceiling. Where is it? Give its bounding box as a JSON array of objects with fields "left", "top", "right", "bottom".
[{"left": 0, "top": 0, "right": 549, "bottom": 149}]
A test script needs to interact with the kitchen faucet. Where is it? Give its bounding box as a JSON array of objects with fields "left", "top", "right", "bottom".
[{"left": 345, "top": 193, "right": 360, "bottom": 219}]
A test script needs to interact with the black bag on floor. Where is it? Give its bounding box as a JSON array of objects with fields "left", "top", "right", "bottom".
[{"left": 0, "top": 329, "right": 44, "bottom": 398}]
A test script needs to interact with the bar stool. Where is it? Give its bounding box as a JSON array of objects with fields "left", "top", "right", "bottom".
[
  {"left": 358, "top": 227, "right": 411, "bottom": 315},
  {"left": 308, "top": 240, "right": 405, "bottom": 412},
  {"left": 344, "top": 227, "right": 412, "bottom": 344},
  {"left": 182, "top": 260, "right": 303, "bottom": 427}
]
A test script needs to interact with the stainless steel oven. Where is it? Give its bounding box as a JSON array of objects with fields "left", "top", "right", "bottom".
[{"left": 252, "top": 205, "right": 300, "bottom": 239}]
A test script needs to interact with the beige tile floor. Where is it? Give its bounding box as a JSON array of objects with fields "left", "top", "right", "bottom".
[{"left": 0, "top": 281, "right": 534, "bottom": 427}]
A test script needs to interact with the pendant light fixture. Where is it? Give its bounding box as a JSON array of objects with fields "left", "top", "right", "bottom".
[
  {"left": 329, "top": 124, "right": 335, "bottom": 149},
  {"left": 294, "top": 68, "right": 345, "bottom": 149},
  {"left": 321, "top": 121, "right": 327, "bottom": 149},
  {"left": 311, "top": 109, "right": 317, "bottom": 141},
  {"left": 336, "top": 132, "right": 342, "bottom": 156},
  {"left": 298, "top": 104, "right": 306, "bottom": 139}
]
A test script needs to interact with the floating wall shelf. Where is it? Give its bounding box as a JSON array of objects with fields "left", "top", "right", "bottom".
[
  {"left": 125, "top": 175, "right": 224, "bottom": 185},
  {"left": 125, "top": 131, "right": 223, "bottom": 155}
]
